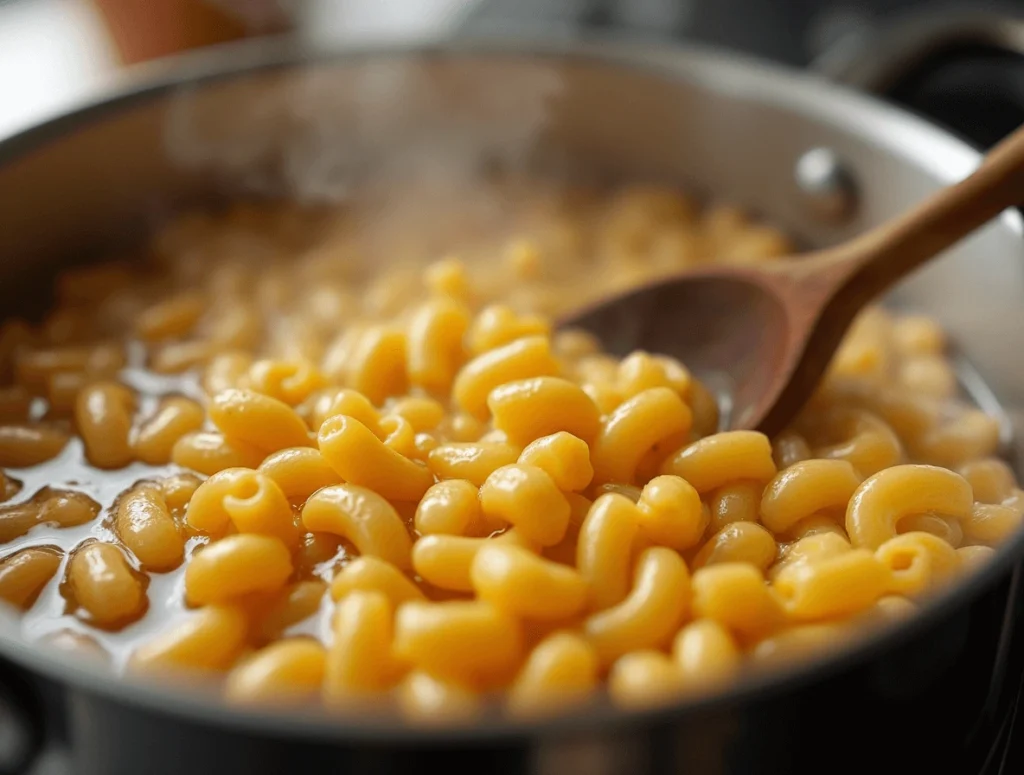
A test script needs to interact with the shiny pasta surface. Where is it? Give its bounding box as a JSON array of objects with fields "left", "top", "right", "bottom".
[{"left": 0, "top": 180, "right": 1017, "bottom": 721}]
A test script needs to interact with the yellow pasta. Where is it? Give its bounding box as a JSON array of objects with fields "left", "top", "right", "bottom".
[
  {"left": 0, "top": 546, "right": 63, "bottom": 610},
  {"left": 225, "top": 639, "right": 326, "bottom": 705},
  {"left": 257, "top": 447, "right": 342, "bottom": 503},
  {"left": 324, "top": 591, "right": 404, "bottom": 705},
  {"left": 608, "top": 650, "right": 685, "bottom": 709},
  {"left": 488, "top": 377, "right": 600, "bottom": 446},
  {"left": 874, "top": 532, "right": 961, "bottom": 596},
  {"left": 584, "top": 547, "right": 690, "bottom": 665},
  {"left": 516, "top": 432, "right": 594, "bottom": 492},
  {"left": 471, "top": 543, "right": 588, "bottom": 620},
  {"left": 134, "top": 396, "right": 206, "bottom": 465},
  {"left": 1, "top": 180, "right": 1020, "bottom": 721},
  {"left": 845, "top": 465, "right": 973, "bottom": 549},
  {"left": 661, "top": 431, "right": 776, "bottom": 493},
  {"left": 427, "top": 442, "right": 520, "bottom": 487},
  {"left": 672, "top": 619, "right": 740, "bottom": 692},
  {"left": 330, "top": 556, "right": 425, "bottom": 606},
  {"left": 115, "top": 483, "right": 184, "bottom": 571},
  {"left": 693, "top": 521, "right": 777, "bottom": 571},
  {"left": 184, "top": 467, "right": 300, "bottom": 546},
  {"left": 130, "top": 605, "right": 249, "bottom": 673},
  {"left": 406, "top": 299, "right": 470, "bottom": 394},
  {"left": 75, "top": 381, "right": 136, "bottom": 469},
  {"left": 479, "top": 464, "right": 571, "bottom": 547},
  {"left": 209, "top": 388, "right": 312, "bottom": 453},
  {"left": 591, "top": 387, "right": 692, "bottom": 485},
  {"left": 414, "top": 479, "right": 482, "bottom": 536},
  {"left": 507, "top": 632, "right": 598, "bottom": 717},
  {"left": 67, "top": 542, "right": 146, "bottom": 627},
  {"left": 452, "top": 336, "right": 559, "bottom": 421},
  {"left": 760, "top": 459, "right": 862, "bottom": 534},
  {"left": 302, "top": 484, "right": 413, "bottom": 570},
  {"left": 398, "top": 671, "right": 481, "bottom": 724},
  {"left": 633, "top": 475, "right": 706, "bottom": 552},
  {"left": 172, "top": 431, "right": 264, "bottom": 476},
  {"left": 393, "top": 600, "right": 523, "bottom": 687},
  {"left": 318, "top": 415, "right": 432, "bottom": 502}
]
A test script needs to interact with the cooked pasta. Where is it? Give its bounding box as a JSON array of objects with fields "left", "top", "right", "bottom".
[{"left": 0, "top": 180, "right": 1017, "bottom": 721}]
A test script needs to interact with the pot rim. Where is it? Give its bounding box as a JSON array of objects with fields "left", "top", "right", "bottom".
[{"left": 1, "top": 27, "right": 1022, "bottom": 743}]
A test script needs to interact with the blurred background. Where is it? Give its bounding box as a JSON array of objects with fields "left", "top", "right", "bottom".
[{"left": 3, "top": 0, "right": 1024, "bottom": 142}]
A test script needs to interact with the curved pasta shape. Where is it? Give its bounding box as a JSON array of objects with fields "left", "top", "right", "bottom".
[
  {"left": 479, "top": 464, "right": 570, "bottom": 547},
  {"left": 584, "top": 547, "right": 690, "bottom": 665},
  {"left": 672, "top": 619, "right": 740, "bottom": 692},
  {"left": 318, "top": 415, "right": 433, "bottom": 502},
  {"left": 0, "top": 546, "right": 63, "bottom": 610},
  {"left": 130, "top": 605, "right": 249, "bottom": 673},
  {"left": 76, "top": 381, "right": 136, "bottom": 469},
  {"left": 185, "top": 534, "right": 293, "bottom": 605},
  {"left": 693, "top": 521, "right": 776, "bottom": 571},
  {"left": 845, "top": 464, "right": 974, "bottom": 549},
  {"left": 324, "top": 591, "right": 404, "bottom": 705},
  {"left": 398, "top": 671, "right": 481, "bottom": 724},
  {"left": 488, "top": 377, "right": 600, "bottom": 446},
  {"left": 225, "top": 639, "right": 326, "bottom": 705},
  {"left": 134, "top": 396, "right": 205, "bottom": 465},
  {"left": 772, "top": 549, "right": 889, "bottom": 620},
  {"left": 591, "top": 387, "right": 692, "bottom": 485},
  {"left": 661, "top": 431, "right": 776, "bottom": 494},
  {"left": 577, "top": 493, "right": 640, "bottom": 610},
  {"left": 330, "top": 556, "right": 425, "bottom": 606},
  {"left": 517, "top": 432, "right": 594, "bottom": 492},
  {"left": 393, "top": 600, "right": 523, "bottom": 688},
  {"left": 185, "top": 468, "right": 299, "bottom": 547},
  {"left": 414, "top": 479, "right": 482, "bottom": 536},
  {"left": 406, "top": 298, "right": 471, "bottom": 394},
  {"left": 760, "top": 459, "right": 862, "bottom": 534},
  {"left": 467, "top": 305, "right": 549, "bottom": 355},
  {"left": 258, "top": 447, "right": 342, "bottom": 503},
  {"left": 507, "top": 632, "right": 598, "bottom": 717},
  {"left": 471, "top": 543, "right": 587, "bottom": 620},
  {"left": 427, "top": 442, "right": 520, "bottom": 488},
  {"left": 452, "top": 335, "right": 559, "bottom": 421},
  {"left": 247, "top": 359, "right": 325, "bottom": 406},
  {"left": 874, "top": 532, "right": 961, "bottom": 596},
  {"left": 691, "top": 563, "right": 783, "bottom": 637},
  {"left": 635, "top": 475, "right": 706, "bottom": 551},
  {"left": 412, "top": 530, "right": 535, "bottom": 592},
  {"left": 608, "top": 650, "right": 684, "bottom": 709},
  {"left": 810, "top": 408, "right": 902, "bottom": 477},
  {"left": 115, "top": 483, "right": 183, "bottom": 571},
  {"left": 209, "top": 388, "right": 312, "bottom": 453},
  {"left": 302, "top": 484, "right": 413, "bottom": 570}
]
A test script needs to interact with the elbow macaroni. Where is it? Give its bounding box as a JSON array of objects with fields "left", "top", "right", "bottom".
[{"left": 0, "top": 184, "right": 1020, "bottom": 721}]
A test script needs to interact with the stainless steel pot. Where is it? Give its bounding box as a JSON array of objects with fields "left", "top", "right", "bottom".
[{"left": 1, "top": 30, "right": 1024, "bottom": 775}]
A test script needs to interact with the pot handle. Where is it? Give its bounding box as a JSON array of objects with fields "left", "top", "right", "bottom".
[
  {"left": 812, "top": 8, "right": 1024, "bottom": 150},
  {"left": 0, "top": 655, "right": 46, "bottom": 775}
]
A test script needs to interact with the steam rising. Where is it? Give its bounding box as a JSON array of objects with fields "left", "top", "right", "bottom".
[{"left": 163, "top": 55, "right": 566, "bottom": 207}]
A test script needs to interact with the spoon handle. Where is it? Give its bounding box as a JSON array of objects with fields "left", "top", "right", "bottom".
[{"left": 801, "top": 121, "right": 1024, "bottom": 306}]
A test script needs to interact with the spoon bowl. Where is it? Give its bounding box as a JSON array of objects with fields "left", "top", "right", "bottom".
[
  {"left": 566, "top": 267, "right": 793, "bottom": 432},
  {"left": 562, "top": 121, "right": 1024, "bottom": 434}
]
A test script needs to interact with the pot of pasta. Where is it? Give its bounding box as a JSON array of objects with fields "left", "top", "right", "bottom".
[{"left": 0, "top": 30, "right": 1022, "bottom": 775}]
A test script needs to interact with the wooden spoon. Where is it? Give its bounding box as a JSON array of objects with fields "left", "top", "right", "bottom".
[{"left": 562, "top": 123, "right": 1024, "bottom": 437}]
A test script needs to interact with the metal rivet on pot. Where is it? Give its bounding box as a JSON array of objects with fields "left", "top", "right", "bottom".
[{"left": 794, "top": 147, "right": 858, "bottom": 221}]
